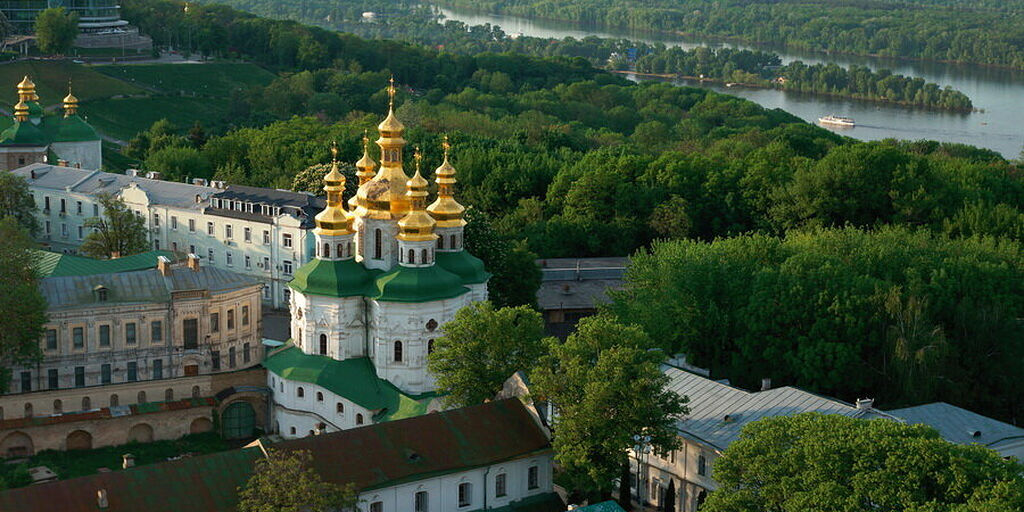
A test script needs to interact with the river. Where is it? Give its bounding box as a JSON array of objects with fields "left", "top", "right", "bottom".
[{"left": 437, "top": 6, "right": 1024, "bottom": 158}]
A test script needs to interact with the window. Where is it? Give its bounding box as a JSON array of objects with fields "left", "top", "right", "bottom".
[
  {"left": 77, "top": 225, "right": 83, "bottom": 239},
  {"left": 225, "top": 225, "right": 233, "bottom": 239},
  {"left": 374, "top": 229, "right": 382, "bottom": 259},
  {"left": 297, "top": 387, "right": 304, "bottom": 398},
  {"left": 153, "top": 213, "right": 160, "bottom": 227},
  {"left": 60, "top": 198, "right": 66, "bottom": 213},
  {"left": 415, "top": 491, "right": 429, "bottom": 512},
  {"left": 229, "top": 347, "right": 236, "bottom": 368},
  {"left": 110, "top": 394, "right": 119, "bottom": 407},
  {"left": 96, "top": 288, "right": 107, "bottom": 301},
  {"left": 151, "top": 321, "right": 163, "bottom": 343},
  {"left": 245, "top": 255, "right": 251, "bottom": 269},
  {"left": 23, "top": 403, "right": 32, "bottom": 418},
  {"left": 153, "top": 359, "right": 163, "bottom": 379},
  {"left": 458, "top": 483, "right": 471, "bottom": 507},
  {"left": 93, "top": 204, "right": 99, "bottom": 216},
  {"left": 697, "top": 454, "right": 707, "bottom": 476},
  {"left": 81, "top": 397, "right": 90, "bottom": 411},
  {"left": 282, "top": 233, "right": 292, "bottom": 248},
  {"left": 165, "top": 388, "right": 173, "bottom": 401},
  {"left": 207, "top": 222, "right": 214, "bottom": 235},
  {"left": 408, "top": 249, "right": 415, "bottom": 264},
  {"left": 226, "top": 251, "right": 233, "bottom": 266},
  {"left": 171, "top": 216, "right": 178, "bottom": 230},
  {"left": 422, "top": 248, "right": 428, "bottom": 264},
  {"left": 183, "top": 318, "right": 198, "bottom": 349},
  {"left": 208, "top": 248, "right": 215, "bottom": 262},
  {"left": 44, "top": 220, "right": 50, "bottom": 234},
  {"left": 127, "top": 362, "right": 138, "bottom": 382},
  {"left": 322, "top": 243, "right": 330, "bottom": 258},
  {"left": 73, "top": 327, "right": 84, "bottom": 348},
  {"left": 356, "top": 413, "right": 363, "bottom": 425},
  {"left": 61, "top": 223, "right": 67, "bottom": 237},
  {"left": 138, "top": 391, "right": 147, "bottom": 404},
  {"left": 316, "top": 391, "right": 323, "bottom": 402},
  {"left": 336, "top": 403, "right": 344, "bottom": 414},
  {"left": 44, "top": 196, "right": 50, "bottom": 211},
  {"left": 394, "top": 341, "right": 403, "bottom": 362},
  {"left": 125, "top": 322, "right": 137, "bottom": 344},
  {"left": 45, "top": 329, "right": 57, "bottom": 350},
  {"left": 290, "top": 426, "right": 296, "bottom": 435},
  {"left": 263, "top": 230, "right": 270, "bottom": 244},
  {"left": 76, "top": 201, "right": 82, "bottom": 215},
  {"left": 283, "top": 260, "right": 293, "bottom": 275},
  {"left": 189, "top": 245, "right": 196, "bottom": 255},
  {"left": 528, "top": 465, "right": 539, "bottom": 489},
  {"left": 227, "top": 309, "right": 235, "bottom": 330},
  {"left": 438, "top": 236, "right": 444, "bottom": 249},
  {"left": 154, "top": 239, "right": 160, "bottom": 250},
  {"left": 451, "top": 234, "right": 457, "bottom": 249},
  {"left": 211, "top": 313, "right": 220, "bottom": 333},
  {"left": 99, "top": 324, "right": 111, "bottom": 347},
  {"left": 20, "top": 371, "right": 31, "bottom": 392},
  {"left": 262, "top": 257, "right": 270, "bottom": 271},
  {"left": 172, "top": 242, "right": 178, "bottom": 252},
  {"left": 212, "top": 351, "right": 221, "bottom": 371},
  {"left": 495, "top": 473, "right": 507, "bottom": 497},
  {"left": 192, "top": 386, "right": 201, "bottom": 398},
  {"left": 48, "top": 369, "right": 58, "bottom": 389},
  {"left": 243, "top": 343, "right": 251, "bottom": 363},
  {"left": 428, "top": 339, "right": 434, "bottom": 354},
  {"left": 189, "top": 219, "right": 196, "bottom": 232},
  {"left": 244, "top": 227, "right": 251, "bottom": 242},
  {"left": 101, "top": 364, "right": 111, "bottom": 384},
  {"left": 242, "top": 305, "right": 250, "bottom": 326},
  {"left": 369, "top": 502, "right": 382, "bottom": 512},
  {"left": 74, "top": 366, "right": 85, "bottom": 387}
]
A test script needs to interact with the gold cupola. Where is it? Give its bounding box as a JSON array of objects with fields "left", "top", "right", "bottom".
[
  {"left": 314, "top": 142, "right": 354, "bottom": 236},
  {"left": 349, "top": 130, "right": 377, "bottom": 211},
  {"left": 355, "top": 77, "right": 410, "bottom": 219},
  {"left": 397, "top": 148, "right": 437, "bottom": 242},
  {"left": 13, "top": 99, "right": 29, "bottom": 123},
  {"left": 17, "top": 75, "right": 35, "bottom": 103},
  {"left": 63, "top": 85, "right": 79, "bottom": 117},
  {"left": 427, "top": 135, "right": 467, "bottom": 228}
]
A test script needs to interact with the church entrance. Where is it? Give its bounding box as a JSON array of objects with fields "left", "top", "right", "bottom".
[{"left": 222, "top": 401, "right": 256, "bottom": 440}]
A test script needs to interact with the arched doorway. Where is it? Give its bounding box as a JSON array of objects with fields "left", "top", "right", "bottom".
[
  {"left": 190, "top": 417, "right": 213, "bottom": 434},
  {"left": 222, "top": 401, "right": 256, "bottom": 440},
  {"left": 66, "top": 430, "right": 93, "bottom": 451},
  {"left": 0, "top": 431, "right": 33, "bottom": 458},
  {"left": 128, "top": 423, "right": 154, "bottom": 443}
]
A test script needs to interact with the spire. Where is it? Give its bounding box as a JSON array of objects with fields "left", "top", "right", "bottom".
[
  {"left": 63, "top": 80, "right": 79, "bottom": 117},
  {"left": 397, "top": 147, "right": 436, "bottom": 242},
  {"left": 377, "top": 76, "right": 405, "bottom": 136},
  {"left": 314, "top": 141, "right": 354, "bottom": 235},
  {"left": 355, "top": 130, "right": 377, "bottom": 184},
  {"left": 356, "top": 78, "right": 410, "bottom": 218},
  {"left": 427, "top": 135, "right": 467, "bottom": 228}
]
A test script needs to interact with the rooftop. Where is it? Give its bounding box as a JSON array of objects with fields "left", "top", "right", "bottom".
[
  {"left": 889, "top": 402, "right": 1024, "bottom": 459},
  {"left": 34, "top": 250, "right": 173, "bottom": 278},
  {"left": 208, "top": 185, "right": 326, "bottom": 228}
]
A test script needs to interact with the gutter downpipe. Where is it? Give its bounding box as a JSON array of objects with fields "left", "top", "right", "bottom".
[{"left": 483, "top": 465, "right": 491, "bottom": 510}]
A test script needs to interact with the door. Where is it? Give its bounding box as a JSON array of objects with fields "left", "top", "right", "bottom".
[{"left": 222, "top": 401, "right": 256, "bottom": 440}]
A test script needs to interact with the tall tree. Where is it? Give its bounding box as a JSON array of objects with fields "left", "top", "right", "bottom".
[
  {"left": 464, "top": 209, "right": 541, "bottom": 308},
  {"left": 704, "top": 413, "right": 1024, "bottom": 512},
  {"left": 0, "top": 172, "right": 38, "bottom": 235},
  {"left": 34, "top": 7, "right": 78, "bottom": 55},
  {"left": 0, "top": 218, "right": 46, "bottom": 393},
  {"left": 80, "top": 194, "right": 148, "bottom": 259},
  {"left": 531, "top": 315, "right": 689, "bottom": 501},
  {"left": 237, "top": 449, "right": 357, "bottom": 512},
  {"left": 428, "top": 301, "right": 550, "bottom": 407}
]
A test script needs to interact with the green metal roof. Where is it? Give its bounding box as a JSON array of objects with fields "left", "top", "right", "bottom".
[
  {"left": 0, "top": 120, "right": 46, "bottom": 146},
  {"left": 490, "top": 493, "right": 566, "bottom": 512},
  {"left": 35, "top": 250, "right": 173, "bottom": 277},
  {"left": 263, "top": 345, "right": 430, "bottom": 419},
  {"left": 287, "top": 257, "right": 377, "bottom": 298},
  {"left": 52, "top": 114, "right": 101, "bottom": 142},
  {"left": 567, "top": 501, "right": 628, "bottom": 512},
  {"left": 372, "top": 264, "right": 469, "bottom": 303},
  {"left": 436, "top": 249, "right": 491, "bottom": 285}
]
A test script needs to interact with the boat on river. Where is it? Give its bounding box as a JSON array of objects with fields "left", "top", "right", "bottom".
[{"left": 818, "top": 115, "right": 855, "bottom": 127}]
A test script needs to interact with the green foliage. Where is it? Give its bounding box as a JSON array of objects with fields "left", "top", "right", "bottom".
[
  {"left": 145, "top": 145, "right": 212, "bottom": 181},
  {"left": 428, "top": 301, "right": 551, "bottom": 407},
  {"left": 531, "top": 315, "right": 689, "bottom": 500},
  {"left": 0, "top": 172, "right": 38, "bottom": 236},
  {"left": 704, "top": 413, "right": 1024, "bottom": 512},
  {"left": 34, "top": 7, "right": 79, "bottom": 55},
  {"left": 464, "top": 209, "right": 541, "bottom": 308},
  {"left": 81, "top": 194, "right": 149, "bottom": 259},
  {"left": 609, "top": 227, "right": 1024, "bottom": 421},
  {"left": 237, "top": 449, "right": 357, "bottom": 512},
  {"left": 0, "top": 218, "right": 45, "bottom": 393}
]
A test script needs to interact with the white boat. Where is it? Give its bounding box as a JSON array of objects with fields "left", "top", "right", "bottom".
[{"left": 818, "top": 115, "right": 855, "bottom": 127}]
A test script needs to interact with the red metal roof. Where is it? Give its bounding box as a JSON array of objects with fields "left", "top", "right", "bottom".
[{"left": 0, "top": 397, "right": 216, "bottom": 430}]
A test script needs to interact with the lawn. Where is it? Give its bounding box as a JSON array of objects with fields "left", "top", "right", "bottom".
[
  {"left": 95, "top": 62, "right": 277, "bottom": 97},
  {"left": 0, "top": 432, "right": 234, "bottom": 489},
  {"left": 0, "top": 60, "right": 144, "bottom": 105},
  {"left": 83, "top": 96, "right": 231, "bottom": 141}
]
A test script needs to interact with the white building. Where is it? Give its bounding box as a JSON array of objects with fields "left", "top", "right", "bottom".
[
  {"left": 10, "top": 163, "right": 320, "bottom": 308},
  {"left": 265, "top": 83, "right": 490, "bottom": 437}
]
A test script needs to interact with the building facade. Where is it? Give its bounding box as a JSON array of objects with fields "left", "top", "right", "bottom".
[
  {"left": 11, "top": 164, "right": 320, "bottom": 308},
  {"left": 266, "top": 82, "right": 490, "bottom": 438}
]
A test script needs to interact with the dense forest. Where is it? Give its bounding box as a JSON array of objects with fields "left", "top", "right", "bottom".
[
  {"left": 181, "top": 0, "right": 972, "bottom": 111},
  {"left": 113, "top": 0, "right": 1024, "bottom": 422},
  {"left": 443, "top": 0, "right": 1024, "bottom": 69}
]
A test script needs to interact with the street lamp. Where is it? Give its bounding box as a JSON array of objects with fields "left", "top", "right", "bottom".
[{"left": 633, "top": 434, "right": 652, "bottom": 507}]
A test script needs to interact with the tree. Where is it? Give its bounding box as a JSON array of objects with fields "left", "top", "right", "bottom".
[
  {"left": 464, "top": 209, "right": 541, "bottom": 308},
  {"left": 0, "top": 172, "right": 38, "bottom": 235},
  {"left": 531, "top": 315, "right": 689, "bottom": 501},
  {"left": 0, "top": 218, "right": 45, "bottom": 393},
  {"left": 237, "top": 449, "right": 357, "bottom": 512},
  {"left": 80, "top": 194, "right": 148, "bottom": 259},
  {"left": 428, "top": 301, "right": 550, "bottom": 407},
  {"left": 703, "top": 413, "right": 1024, "bottom": 512},
  {"left": 145, "top": 146, "right": 212, "bottom": 182},
  {"left": 34, "top": 8, "right": 79, "bottom": 55}
]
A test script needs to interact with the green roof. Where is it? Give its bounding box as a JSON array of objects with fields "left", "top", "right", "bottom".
[
  {"left": 288, "top": 257, "right": 377, "bottom": 297},
  {"left": 436, "top": 249, "right": 491, "bottom": 285},
  {"left": 52, "top": 114, "right": 101, "bottom": 142},
  {"left": 35, "top": 250, "right": 174, "bottom": 278},
  {"left": 566, "top": 501, "right": 628, "bottom": 512},
  {"left": 0, "top": 120, "right": 46, "bottom": 146},
  {"left": 372, "top": 264, "right": 469, "bottom": 303},
  {"left": 490, "top": 493, "right": 566, "bottom": 512},
  {"left": 263, "top": 345, "right": 431, "bottom": 419}
]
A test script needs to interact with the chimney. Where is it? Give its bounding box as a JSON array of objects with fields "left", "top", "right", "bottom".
[
  {"left": 856, "top": 398, "right": 874, "bottom": 410},
  {"left": 74, "top": 162, "right": 81, "bottom": 168},
  {"left": 57, "top": 159, "right": 68, "bottom": 167},
  {"left": 192, "top": 178, "right": 208, "bottom": 187},
  {"left": 122, "top": 453, "right": 135, "bottom": 469},
  {"left": 97, "top": 489, "right": 109, "bottom": 509},
  {"left": 146, "top": 171, "right": 162, "bottom": 180},
  {"left": 110, "top": 251, "right": 121, "bottom": 259},
  {"left": 157, "top": 256, "right": 172, "bottom": 277},
  {"left": 187, "top": 253, "right": 200, "bottom": 272},
  {"left": 761, "top": 378, "right": 772, "bottom": 391}
]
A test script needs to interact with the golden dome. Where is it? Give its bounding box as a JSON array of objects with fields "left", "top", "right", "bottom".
[
  {"left": 17, "top": 75, "right": 34, "bottom": 91},
  {"left": 314, "top": 142, "right": 354, "bottom": 236},
  {"left": 397, "top": 148, "right": 437, "bottom": 242},
  {"left": 427, "top": 136, "right": 467, "bottom": 228},
  {"left": 355, "top": 78, "right": 410, "bottom": 219},
  {"left": 63, "top": 86, "right": 79, "bottom": 117},
  {"left": 377, "top": 77, "right": 405, "bottom": 135},
  {"left": 355, "top": 131, "right": 377, "bottom": 183},
  {"left": 13, "top": 100, "right": 29, "bottom": 122}
]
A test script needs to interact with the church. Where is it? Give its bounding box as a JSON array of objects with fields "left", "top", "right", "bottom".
[
  {"left": 265, "top": 80, "right": 490, "bottom": 437},
  {"left": 0, "top": 76, "right": 102, "bottom": 171}
]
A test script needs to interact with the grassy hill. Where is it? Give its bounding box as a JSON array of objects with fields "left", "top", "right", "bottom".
[
  {"left": 83, "top": 96, "right": 231, "bottom": 141},
  {"left": 0, "top": 60, "right": 144, "bottom": 104},
  {"left": 95, "top": 62, "right": 276, "bottom": 97}
]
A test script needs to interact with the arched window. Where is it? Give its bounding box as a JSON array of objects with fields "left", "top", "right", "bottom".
[
  {"left": 426, "top": 319, "right": 438, "bottom": 331},
  {"left": 336, "top": 402, "right": 344, "bottom": 414},
  {"left": 697, "top": 454, "right": 707, "bottom": 476},
  {"left": 316, "top": 391, "right": 324, "bottom": 402},
  {"left": 191, "top": 386, "right": 201, "bottom": 398},
  {"left": 323, "top": 243, "right": 330, "bottom": 258},
  {"left": 451, "top": 234, "right": 457, "bottom": 249},
  {"left": 356, "top": 413, "right": 364, "bottom": 425},
  {"left": 319, "top": 334, "right": 328, "bottom": 355},
  {"left": 408, "top": 249, "right": 415, "bottom": 264},
  {"left": 421, "top": 248, "right": 428, "bottom": 264},
  {"left": 137, "top": 391, "right": 147, "bottom": 404},
  {"left": 110, "top": 394, "right": 119, "bottom": 407},
  {"left": 438, "top": 236, "right": 444, "bottom": 249},
  {"left": 24, "top": 403, "right": 32, "bottom": 418},
  {"left": 165, "top": 388, "right": 174, "bottom": 401},
  {"left": 374, "top": 229, "right": 382, "bottom": 259},
  {"left": 394, "top": 341, "right": 403, "bottom": 362},
  {"left": 428, "top": 339, "right": 435, "bottom": 354},
  {"left": 297, "top": 387, "right": 305, "bottom": 398},
  {"left": 53, "top": 399, "right": 62, "bottom": 414},
  {"left": 290, "top": 426, "right": 296, "bottom": 435},
  {"left": 81, "top": 397, "right": 91, "bottom": 411},
  {"left": 337, "top": 243, "right": 345, "bottom": 258}
]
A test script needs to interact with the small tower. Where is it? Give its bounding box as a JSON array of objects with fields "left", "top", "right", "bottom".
[
  {"left": 63, "top": 85, "right": 79, "bottom": 118},
  {"left": 427, "top": 135, "right": 468, "bottom": 253},
  {"left": 397, "top": 148, "right": 438, "bottom": 268},
  {"left": 17, "top": 75, "right": 42, "bottom": 124},
  {"left": 313, "top": 142, "right": 356, "bottom": 262},
  {"left": 349, "top": 130, "right": 377, "bottom": 212}
]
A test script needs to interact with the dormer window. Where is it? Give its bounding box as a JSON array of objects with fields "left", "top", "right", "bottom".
[{"left": 94, "top": 286, "right": 108, "bottom": 302}]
